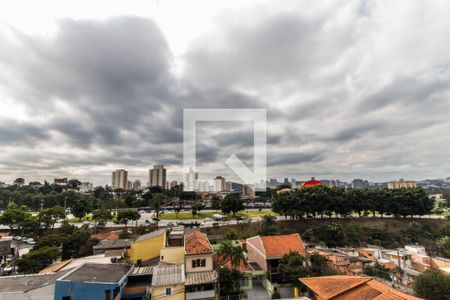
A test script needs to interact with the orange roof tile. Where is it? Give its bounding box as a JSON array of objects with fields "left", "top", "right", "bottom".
[
  {"left": 185, "top": 231, "right": 212, "bottom": 255},
  {"left": 300, "top": 276, "right": 371, "bottom": 299},
  {"left": 299, "top": 276, "right": 422, "bottom": 300},
  {"left": 260, "top": 234, "right": 305, "bottom": 257}
]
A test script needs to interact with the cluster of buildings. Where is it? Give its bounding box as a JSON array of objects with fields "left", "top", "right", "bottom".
[
  {"left": 305, "top": 243, "right": 450, "bottom": 296},
  {"left": 267, "top": 177, "right": 419, "bottom": 190},
  {"left": 0, "top": 227, "right": 431, "bottom": 300}
]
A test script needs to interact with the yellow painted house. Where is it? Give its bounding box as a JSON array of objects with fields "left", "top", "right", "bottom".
[
  {"left": 128, "top": 229, "right": 167, "bottom": 264},
  {"left": 151, "top": 264, "right": 185, "bottom": 300}
]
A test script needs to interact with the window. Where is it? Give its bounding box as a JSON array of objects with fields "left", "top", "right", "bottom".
[
  {"left": 104, "top": 290, "right": 111, "bottom": 300},
  {"left": 166, "top": 288, "right": 172, "bottom": 295},
  {"left": 192, "top": 258, "right": 207, "bottom": 268}
]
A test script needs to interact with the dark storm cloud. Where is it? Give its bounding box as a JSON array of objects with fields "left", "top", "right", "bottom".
[
  {"left": 268, "top": 152, "right": 323, "bottom": 166},
  {"left": 2, "top": 1, "right": 450, "bottom": 184},
  {"left": 0, "top": 120, "right": 48, "bottom": 144}
]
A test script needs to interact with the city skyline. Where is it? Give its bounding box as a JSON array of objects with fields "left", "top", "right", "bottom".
[{"left": 2, "top": 1, "right": 450, "bottom": 184}]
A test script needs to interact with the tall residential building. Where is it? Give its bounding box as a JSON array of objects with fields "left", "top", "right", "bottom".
[
  {"left": 79, "top": 182, "right": 93, "bottom": 192},
  {"left": 388, "top": 179, "right": 417, "bottom": 189},
  {"left": 132, "top": 180, "right": 141, "bottom": 190},
  {"left": 213, "top": 176, "right": 226, "bottom": 192},
  {"left": 184, "top": 168, "right": 198, "bottom": 191},
  {"left": 112, "top": 169, "right": 128, "bottom": 190},
  {"left": 352, "top": 178, "right": 369, "bottom": 189},
  {"left": 149, "top": 165, "right": 167, "bottom": 188}
]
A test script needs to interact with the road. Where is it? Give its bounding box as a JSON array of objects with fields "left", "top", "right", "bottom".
[{"left": 0, "top": 209, "right": 447, "bottom": 230}]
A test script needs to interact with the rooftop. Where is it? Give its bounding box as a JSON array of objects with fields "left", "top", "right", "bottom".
[
  {"left": 134, "top": 229, "right": 166, "bottom": 243},
  {"left": 299, "top": 275, "right": 422, "bottom": 300},
  {"left": 93, "top": 239, "right": 132, "bottom": 250},
  {"left": 151, "top": 263, "right": 184, "bottom": 287},
  {"left": 59, "top": 263, "right": 131, "bottom": 283},
  {"left": 185, "top": 270, "right": 218, "bottom": 286},
  {"left": 254, "top": 234, "right": 305, "bottom": 257},
  {"left": 185, "top": 231, "right": 212, "bottom": 255},
  {"left": 0, "top": 270, "right": 71, "bottom": 293}
]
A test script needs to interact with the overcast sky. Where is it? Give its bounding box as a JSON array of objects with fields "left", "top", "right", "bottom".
[{"left": 1, "top": 0, "right": 450, "bottom": 185}]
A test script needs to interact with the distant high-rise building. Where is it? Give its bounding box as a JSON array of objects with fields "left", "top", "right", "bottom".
[
  {"left": 132, "top": 180, "right": 141, "bottom": 190},
  {"left": 127, "top": 180, "right": 132, "bottom": 190},
  {"left": 225, "top": 181, "right": 233, "bottom": 192},
  {"left": 79, "top": 182, "right": 93, "bottom": 192},
  {"left": 214, "top": 176, "right": 226, "bottom": 192},
  {"left": 352, "top": 178, "right": 369, "bottom": 189},
  {"left": 241, "top": 184, "right": 255, "bottom": 197},
  {"left": 149, "top": 165, "right": 166, "bottom": 188},
  {"left": 388, "top": 179, "right": 416, "bottom": 189},
  {"left": 290, "top": 178, "right": 297, "bottom": 189},
  {"left": 197, "top": 180, "right": 211, "bottom": 192},
  {"left": 184, "top": 168, "right": 198, "bottom": 191},
  {"left": 112, "top": 169, "right": 128, "bottom": 190}
]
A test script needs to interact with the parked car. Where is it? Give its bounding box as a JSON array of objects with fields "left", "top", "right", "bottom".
[
  {"left": 13, "top": 236, "right": 22, "bottom": 241},
  {"left": 26, "top": 238, "right": 36, "bottom": 245}
]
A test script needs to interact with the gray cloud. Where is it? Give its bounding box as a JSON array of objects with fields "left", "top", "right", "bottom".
[{"left": 1, "top": 1, "right": 450, "bottom": 184}]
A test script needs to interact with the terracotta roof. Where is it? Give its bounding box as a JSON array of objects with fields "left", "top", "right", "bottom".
[
  {"left": 260, "top": 234, "right": 305, "bottom": 257},
  {"left": 300, "top": 276, "right": 371, "bottom": 299},
  {"left": 185, "top": 231, "right": 212, "bottom": 255},
  {"left": 299, "top": 276, "right": 422, "bottom": 300}
]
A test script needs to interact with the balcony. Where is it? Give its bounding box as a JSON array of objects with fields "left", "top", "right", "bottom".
[{"left": 186, "top": 289, "right": 216, "bottom": 300}]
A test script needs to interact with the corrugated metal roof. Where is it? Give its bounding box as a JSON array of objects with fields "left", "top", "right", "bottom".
[
  {"left": 130, "top": 266, "right": 155, "bottom": 276},
  {"left": 185, "top": 270, "right": 218, "bottom": 286},
  {"left": 151, "top": 264, "right": 184, "bottom": 287}
]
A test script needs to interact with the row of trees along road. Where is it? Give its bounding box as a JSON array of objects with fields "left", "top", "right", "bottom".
[{"left": 272, "top": 186, "right": 434, "bottom": 219}]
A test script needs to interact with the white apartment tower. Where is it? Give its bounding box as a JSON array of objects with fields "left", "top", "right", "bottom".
[
  {"left": 214, "top": 176, "right": 226, "bottom": 192},
  {"left": 149, "top": 165, "right": 167, "bottom": 188},
  {"left": 112, "top": 169, "right": 128, "bottom": 190},
  {"left": 184, "top": 168, "right": 198, "bottom": 191}
]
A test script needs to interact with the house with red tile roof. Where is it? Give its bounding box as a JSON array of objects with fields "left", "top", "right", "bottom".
[
  {"left": 299, "top": 275, "right": 422, "bottom": 300},
  {"left": 184, "top": 231, "right": 217, "bottom": 300},
  {"left": 246, "top": 234, "right": 305, "bottom": 284}
]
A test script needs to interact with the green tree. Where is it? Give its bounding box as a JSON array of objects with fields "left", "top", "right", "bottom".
[
  {"left": 150, "top": 193, "right": 167, "bottom": 228},
  {"left": 259, "top": 215, "right": 280, "bottom": 235},
  {"left": 363, "top": 262, "right": 392, "bottom": 281},
  {"left": 17, "top": 246, "right": 60, "bottom": 274},
  {"left": 218, "top": 240, "right": 246, "bottom": 270},
  {"left": 413, "top": 269, "right": 450, "bottom": 300},
  {"left": 117, "top": 210, "right": 140, "bottom": 230},
  {"left": 124, "top": 192, "right": 137, "bottom": 208},
  {"left": 221, "top": 193, "right": 244, "bottom": 217},
  {"left": 92, "top": 209, "right": 112, "bottom": 231},
  {"left": 211, "top": 195, "right": 221, "bottom": 212},
  {"left": 38, "top": 205, "right": 66, "bottom": 230},
  {"left": 191, "top": 202, "right": 204, "bottom": 218},
  {"left": 13, "top": 177, "right": 25, "bottom": 186},
  {"left": 219, "top": 268, "right": 243, "bottom": 297},
  {"left": 71, "top": 198, "right": 92, "bottom": 221},
  {"left": 224, "top": 229, "right": 238, "bottom": 240},
  {"left": 66, "top": 179, "right": 81, "bottom": 190},
  {"left": 278, "top": 251, "right": 307, "bottom": 287},
  {"left": 0, "top": 203, "right": 31, "bottom": 234}
]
